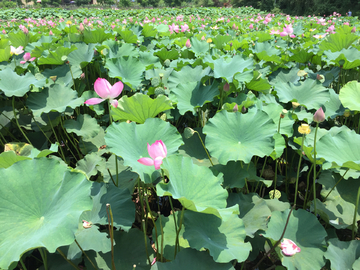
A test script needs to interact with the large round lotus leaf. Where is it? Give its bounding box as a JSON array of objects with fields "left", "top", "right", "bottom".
[
  {"left": 68, "top": 43, "right": 95, "bottom": 68},
  {"left": 105, "top": 118, "right": 183, "bottom": 183},
  {"left": 203, "top": 109, "right": 277, "bottom": 164},
  {"left": 167, "top": 66, "right": 211, "bottom": 89},
  {"left": 0, "top": 158, "right": 92, "bottom": 269},
  {"left": 0, "top": 66, "right": 46, "bottom": 97},
  {"left": 263, "top": 209, "right": 327, "bottom": 270},
  {"left": 339, "top": 81, "right": 360, "bottom": 111},
  {"left": 274, "top": 79, "right": 330, "bottom": 110},
  {"left": 153, "top": 212, "right": 190, "bottom": 260},
  {"left": 83, "top": 28, "right": 112, "bottom": 43},
  {"left": 183, "top": 210, "right": 251, "bottom": 263},
  {"left": 324, "top": 238, "right": 360, "bottom": 270},
  {"left": 323, "top": 48, "right": 360, "bottom": 70},
  {"left": 152, "top": 248, "right": 235, "bottom": 270},
  {"left": 157, "top": 155, "right": 228, "bottom": 217},
  {"left": 189, "top": 37, "right": 210, "bottom": 56},
  {"left": 316, "top": 170, "right": 360, "bottom": 229},
  {"left": 111, "top": 93, "right": 173, "bottom": 123},
  {"left": 171, "top": 81, "right": 220, "bottom": 115},
  {"left": 316, "top": 129, "right": 360, "bottom": 171},
  {"left": 75, "top": 152, "right": 106, "bottom": 178},
  {"left": 324, "top": 88, "right": 345, "bottom": 119},
  {"left": 26, "top": 84, "right": 84, "bottom": 117},
  {"left": 262, "top": 103, "right": 294, "bottom": 137},
  {"left": 64, "top": 114, "right": 101, "bottom": 141}
]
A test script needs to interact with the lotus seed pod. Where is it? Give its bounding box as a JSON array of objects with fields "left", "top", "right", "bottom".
[
  {"left": 164, "top": 59, "right": 171, "bottom": 67},
  {"left": 298, "top": 123, "right": 311, "bottom": 135},
  {"left": 154, "top": 87, "right": 165, "bottom": 96},
  {"left": 280, "top": 109, "right": 288, "bottom": 118},
  {"left": 344, "top": 109, "right": 351, "bottom": 117},
  {"left": 292, "top": 102, "right": 300, "bottom": 109},
  {"left": 151, "top": 77, "right": 161, "bottom": 87}
]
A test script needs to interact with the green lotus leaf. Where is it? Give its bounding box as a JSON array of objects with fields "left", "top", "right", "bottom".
[
  {"left": 105, "top": 118, "right": 183, "bottom": 183},
  {"left": 37, "top": 45, "right": 77, "bottom": 65},
  {"left": 319, "top": 28, "right": 358, "bottom": 52},
  {"left": 211, "top": 161, "right": 260, "bottom": 189},
  {"left": 64, "top": 114, "right": 101, "bottom": 140},
  {"left": 171, "top": 81, "right": 219, "bottom": 115},
  {"left": 80, "top": 126, "right": 106, "bottom": 155},
  {"left": 152, "top": 248, "right": 235, "bottom": 270},
  {"left": 8, "top": 31, "right": 32, "bottom": 48},
  {"left": 105, "top": 57, "right": 145, "bottom": 89},
  {"left": 0, "top": 158, "right": 92, "bottom": 269},
  {"left": 253, "top": 41, "right": 281, "bottom": 63},
  {"left": 227, "top": 193, "right": 271, "bottom": 237},
  {"left": 67, "top": 225, "right": 111, "bottom": 260},
  {"left": 26, "top": 83, "right": 84, "bottom": 117},
  {"left": 316, "top": 170, "right": 360, "bottom": 229},
  {"left": 42, "top": 64, "right": 82, "bottom": 88},
  {"left": 203, "top": 109, "right": 277, "bottom": 164},
  {"left": 139, "top": 51, "right": 161, "bottom": 67},
  {"left": 89, "top": 229, "right": 153, "bottom": 270},
  {"left": 101, "top": 156, "right": 138, "bottom": 191},
  {"left": 81, "top": 182, "right": 135, "bottom": 232},
  {"left": 324, "top": 238, "right": 360, "bottom": 270},
  {"left": 324, "top": 88, "right": 345, "bottom": 119},
  {"left": 212, "top": 34, "right": 232, "bottom": 50},
  {"left": 262, "top": 103, "right": 294, "bottom": 137},
  {"left": 157, "top": 155, "right": 227, "bottom": 217},
  {"left": 68, "top": 43, "right": 95, "bottom": 68},
  {"left": 111, "top": 93, "right": 173, "bottom": 123},
  {"left": 0, "top": 39, "right": 11, "bottom": 62},
  {"left": 153, "top": 212, "right": 190, "bottom": 260},
  {"left": 274, "top": 79, "right": 330, "bottom": 110},
  {"left": 246, "top": 71, "right": 272, "bottom": 92},
  {"left": 142, "top": 24, "right": 157, "bottom": 37},
  {"left": 289, "top": 48, "right": 314, "bottom": 63},
  {"left": 263, "top": 209, "right": 327, "bottom": 270},
  {"left": 167, "top": 66, "right": 211, "bottom": 89},
  {"left": 324, "top": 47, "right": 360, "bottom": 70},
  {"left": 83, "top": 28, "right": 113, "bottom": 44},
  {"left": 102, "top": 40, "right": 138, "bottom": 58},
  {"left": 76, "top": 152, "right": 106, "bottom": 178},
  {"left": 269, "top": 68, "right": 301, "bottom": 85},
  {"left": 183, "top": 210, "right": 251, "bottom": 263},
  {"left": 154, "top": 47, "right": 180, "bottom": 61},
  {"left": 316, "top": 129, "right": 360, "bottom": 171},
  {"left": 0, "top": 151, "right": 31, "bottom": 169},
  {"left": 204, "top": 55, "right": 254, "bottom": 83},
  {"left": 0, "top": 67, "right": 46, "bottom": 97},
  {"left": 339, "top": 80, "right": 360, "bottom": 111},
  {"left": 190, "top": 37, "right": 210, "bottom": 56},
  {"left": 118, "top": 29, "right": 138, "bottom": 43}
]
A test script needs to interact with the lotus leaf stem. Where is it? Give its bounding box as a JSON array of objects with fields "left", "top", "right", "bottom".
[
  {"left": 106, "top": 204, "right": 116, "bottom": 270},
  {"left": 352, "top": 186, "right": 360, "bottom": 240},
  {"left": 38, "top": 248, "right": 48, "bottom": 270},
  {"left": 142, "top": 219, "right": 152, "bottom": 266},
  {"left": 272, "top": 115, "right": 282, "bottom": 199},
  {"left": 303, "top": 163, "right": 313, "bottom": 209},
  {"left": 174, "top": 206, "right": 185, "bottom": 258},
  {"left": 12, "top": 97, "right": 31, "bottom": 145},
  {"left": 144, "top": 191, "right": 159, "bottom": 257},
  {"left": 312, "top": 122, "right": 320, "bottom": 216},
  {"left": 47, "top": 114, "right": 66, "bottom": 162},
  {"left": 19, "top": 258, "right": 27, "bottom": 270},
  {"left": 323, "top": 171, "right": 350, "bottom": 202},
  {"left": 294, "top": 134, "right": 305, "bottom": 207},
  {"left": 74, "top": 239, "right": 98, "bottom": 270},
  {"left": 194, "top": 130, "right": 214, "bottom": 166},
  {"left": 59, "top": 116, "right": 83, "bottom": 159},
  {"left": 56, "top": 248, "right": 80, "bottom": 270}
]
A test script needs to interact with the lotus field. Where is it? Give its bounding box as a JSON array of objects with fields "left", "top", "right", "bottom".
[{"left": 1, "top": 6, "right": 360, "bottom": 270}]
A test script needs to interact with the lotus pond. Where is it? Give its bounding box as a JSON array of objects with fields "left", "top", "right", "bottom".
[{"left": 1, "top": 6, "right": 360, "bottom": 270}]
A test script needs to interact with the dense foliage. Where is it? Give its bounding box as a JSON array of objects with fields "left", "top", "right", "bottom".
[{"left": 1, "top": 6, "right": 360, "bottom": 270}]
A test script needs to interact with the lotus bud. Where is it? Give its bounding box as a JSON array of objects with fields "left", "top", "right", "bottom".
[
  {"left": 241, "top": 106, "right": 247, "bottom": 113},
  {"left": 316, "top": 74, "right": 324, "bottom": 81},
  {"left": 233, "top": 104, "right": 238, "bottom": 112},
  {"left": 280, "top": 239, "right": 301, "bottom": 256},
  {"left": 313, "top": 107, "right": 325, "bottom": 123},
  {"left": 201, "top": 35, "right": 205, "bottom": 40},
  {"left": 223, "top": 82, "right": 230, "bottom": 92},
  {"left": 352, "top": 27, "right": 356, "bottom": 33},
  {"left": 298, "top": 123, "right": 311, "bottom": 135},
  {"left": 249, "top": 53, "right": 254, "bottom": 58},
  {"left": 80, "top": 73, "right": 85, "bottom": 80},
  {"left": 292, "top": 102, "right": 300, "bottom": 109},
  {"left": 280, "top": 109, "right": 288, "bottom": 118},
  {"left": 23, "top": 27, "right": 29, "bottom": 34},
  {"left": 79, "top": 23, "right": 84, "bottom": 32},
  {"left": 49, "top": 30, "right": 53, "bottom": 35},
  {"left": 185, "top": 39, "right": 191, "bottom": 48}
]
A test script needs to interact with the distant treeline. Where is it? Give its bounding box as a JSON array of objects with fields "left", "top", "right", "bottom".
[{"left": 229, "top": 0, "right": 357, "bottom": 17}]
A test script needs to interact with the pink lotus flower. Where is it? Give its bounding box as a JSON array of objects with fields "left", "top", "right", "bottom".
[
  {"left": 138, "top": 140, "right": 167, "bottom": 170},
  {"left": 10, "top": 46, "right": 24, "bottom": 55},
  {"left": 84, "top": 78, "right": 123, "bottom": 108},
  {"left": 181, "top": 23, "right": 189, "bottom": 32},
  {"left": 82, "top": 220, "right": 92, "bottom": 229},
  {"left": 20, "top": 52, "right": 36, "bottom": 64},
  {"left": 313, "top": 107, "right": 325, "bottom": 123},
  {"left": 280, "top": 239, "right": 301, "bottom": 256},
  {"left": 249, "top": 23, "right": 254, "bottom": 29},
  {"left": 280, "top": 24, "right": 293, "bottom": 37}
]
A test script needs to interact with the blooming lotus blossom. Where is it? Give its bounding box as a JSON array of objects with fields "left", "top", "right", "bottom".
[
  {"left": 270, "top": 29, "right": 280, "bottom": 35},
  {"left": 249, "top": 23, "right": 254, "bottom": 29},
  {"left": 280, "top": 24, "right": 294, "bottom": 37},
  {"left": 180, "top": 23, "right": 189, "bottom": 32},
  {"left": 10, "top": 46, "right": 24, "bottom": 55},
  {"left": 138, "top": 140, "right": 167, "bottom": 170},
  {"left": 169, "top": 23, "right": 179, "bottom": 34},
  {"left": 84, "top": 78, "right": 123, "bottom": 108},
  {"left": 313, "top": 33, "right": 327, "bottom": 39},
  {"left": 20, "top": 53, "right": 36, "bottom": 64},
  {"left": 280, "top": 239, "right": 301, "bottom": 256},
  {"left": 82, "top": 220, "right": 92, "bottom": 229}
]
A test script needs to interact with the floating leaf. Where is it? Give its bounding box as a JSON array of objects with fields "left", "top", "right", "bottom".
[
  {"left": 324, "top": 238, "right": 360, "bottom": 270},
  {"left": 339, "top": 80, "right": 360, "bottom": 111}
]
